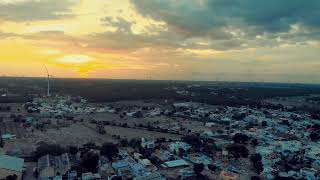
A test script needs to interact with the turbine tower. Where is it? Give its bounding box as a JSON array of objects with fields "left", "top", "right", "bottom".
[{"left": 44, "top": 65, "right": 52, "bottom": 97}]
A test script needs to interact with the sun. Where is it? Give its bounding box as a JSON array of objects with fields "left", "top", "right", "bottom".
[{"left": 56, "top": 54, "right": 93, "bottom": 64}]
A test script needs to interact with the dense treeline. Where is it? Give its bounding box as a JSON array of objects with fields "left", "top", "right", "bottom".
[{"left": 0, "top": 77, "right": 319, "bottom": 107}]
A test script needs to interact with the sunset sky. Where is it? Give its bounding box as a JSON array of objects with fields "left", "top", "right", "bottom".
[{"left": 0, "top": 0, "right": 319, "bottom": 83}]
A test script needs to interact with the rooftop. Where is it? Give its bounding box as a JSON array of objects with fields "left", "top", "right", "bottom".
[
  {"left": 0, "top": 155, "right": 24, "bottom": 172},
  {"left": 163, "top": 159, "right": 189, "bottom": 168}
]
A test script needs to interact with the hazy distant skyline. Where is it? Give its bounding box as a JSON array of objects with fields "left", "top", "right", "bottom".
[{"left": 0, "top": 0, "right": 319, "bottom": 83}]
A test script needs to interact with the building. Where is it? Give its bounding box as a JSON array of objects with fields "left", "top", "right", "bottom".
[
  {"left": 112, "top": 160, "right": 130, "bottom": 176},
  {"left": 163, "top": 159, "right": 189, "bottom": 169},
  {"left": 184, "top": 153, "right": 213, "bottom": 168},
  {"left": 37, "top": 153, "right": 71, "bottom": 179},
  {"left": 220, "top": 170, "right": 240, "bottom": 180},
  {"left": 141, "top": 138, "right": 155, "bottom": 149},
  {"left": 1, "top": 134, "right": 16, "bottom": 140},
  {"left": 205, "top": 122, "right": 216, "bottom": 128},
  {"left": 82, "top": 172, "right": 102, "bottom": 180},
  {"left": 67, "top": 171, "right": 78, "bottom": 180},
  {"left": 133, "top": 172, "right": 163, "bottom": 180},
  {"left": 0, "top": 155, "right": 25, "bottom": 179},
  {"left": 169, "top": 142, "right": 191, "bottom": 154}
]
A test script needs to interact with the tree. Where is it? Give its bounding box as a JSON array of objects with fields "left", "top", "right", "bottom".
[
  {"left": 232, "top": 113, "right": 246, "bottom": 120},
  {"left": 182, "top": 135, "right": 202, "bottom": 150},
  {"left": 250, "top": 153, "right": 262, "bottom": 163},
  {"left": 226, "top": 144, "right": 249, "bottom": 158},
  {"left": 33, "top": 143, "right": 66, "bottom": 160},
  {"left": 100, "top": 143, "right": 119, "bottom": 160},
  {"left": 310, "top": 132, "right": 320, "bottom": 141},
  {"left": 81, "top": 152, "right": 99, "bottom": 173},
  {"left": 251, "top": 176, "right": 261, "bottom": 180},
  {"left": 261, "top": 121, "right": 268, "bottom": 127},
  {"left": 128, "top": 138, "right": 141, "bottom": 149},
  {"left": 178, "top": 148, "right": 186, "bottom": 157},
  {"left": 68, "top": 146, "right": 78, "bottom": 155},
  {"left": 6, "top": 174, "right": 17, "bottom": 180},
  {"left": 110, "top": 176, "right": 122, "bottom": 180},
  {"left": 250, "top": 154, "right": 264, "bottom": 174},
  {"left": 83, "top": 142, "right": 98, "bottom": 151},
  {"left": 134, "top": 111, "right": 143, "bottom": 118},
  {"left": 0, "top": 137, "right": 4, "bottom": 148},
  {"left": 149, "top": 156, "right": 162, "bottom": 167},
  {"left": 251, "top": 138, "right": 259, "bottom": 146},
  {"left": 193, "top": 163, "right": 204, "bottom": 176},
  {"left": 233, "top": 133, "right": 250, "bottom": 144},
  {"left": 120, "top": 139, "right": 128, "bottom": 146},
  {"left": 208, "top": 164, "right": 217, "bottom": 171}
]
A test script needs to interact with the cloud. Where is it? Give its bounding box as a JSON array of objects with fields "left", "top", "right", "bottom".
[
  {"left": 0, "top": 31, "right": 17, "bottom": 38},
  {"left": 130, "top": 0, "right": 320, "bottom": 50},
  {"left": 101, "top": 17, "right": 135, "bottom": 33},
  {"left": 131, "top": 0, "right": 320, "bottom": 34},
  {"left": 0, "top": 0, "right": 79, "bottom": 21}
]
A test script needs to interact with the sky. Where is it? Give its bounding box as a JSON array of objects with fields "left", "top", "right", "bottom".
[{"left": 0, "top": 0, "right": 319, "bottom": 83}]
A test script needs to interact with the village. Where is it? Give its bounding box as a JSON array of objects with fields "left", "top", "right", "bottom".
[{"left": 0, "top": 94, "right": 320, "bottom": 180}]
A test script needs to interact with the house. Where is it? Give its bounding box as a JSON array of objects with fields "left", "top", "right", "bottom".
[
  {"left": 67, "top": 171, "right": 77, "bottom": 180},
  {"left": 82, "top": 172, "right": 102, "bottom": 180},
  {"left": 138, "top": 158, "right": 157, "bottom": 171},
  {"left": 163, "top": 159, "right": 189, "bottom": 169},
  {"left": 0, "top": 155, "right": 25, "bottom": 180},
  {"left": 53, "top": 175, "right": 63, "bottom": 180},
  {"left": 180, "top": 168, "right": 196, "bottom": 179},
  {"left": 112, "top": 160, "right": 130, "bottom": 176},
  {"left": 133, "top": 152, "right": 143, "bottom": 160},
  {"left": 129, "top": 162, "right": 145, "bottom": 177},
  {"left": 169, "top": 142, "right": 191, "bottom": 154},
  {"left": 300, "top": 167, "right": 317, "bottom": 179},
  {"left": 219, "top": 170, "right": 240, "bottom": 180},
  {"left": 141, "top": 138, "right": 155, "bottom": 149},
  {"left": 133, "top": 172, "right": 164, "bottom": 180},
  {"left": 153, "top": 150, "right": 174, "bottom": 162},
  {"left": 184, "top": 154, "right": 213, "bottom": 168},
  {"left": 1, "top": 134, "right": 16, "bottom": 140},
  {"left": 205, "top": 122, "right": 216, "bottom": 128},
  {"left": 37, "top": 153, "right": 71, "bottom": 179},
  {"left": 98, "top": 156, "right": 115, "bottom": 179}
]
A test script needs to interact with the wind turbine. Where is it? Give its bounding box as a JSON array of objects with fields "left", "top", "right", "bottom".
[{"left": 44, "top": 65, "right": 53, "bottom": 97}]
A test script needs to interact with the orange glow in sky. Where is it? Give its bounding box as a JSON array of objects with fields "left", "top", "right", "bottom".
[{"left": 0, "top": 0, "right": 319, "bottom": 83}]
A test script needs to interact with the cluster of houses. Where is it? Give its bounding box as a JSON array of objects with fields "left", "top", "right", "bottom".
[
  {"left": 2, "top": 93, "right": 320, "bottom": 179},
  {"left": 24, "top": 96, "right": 104, "bottom": 118},
  {"left": 93, "top": 101, "right": 320, "bottom": 179}
]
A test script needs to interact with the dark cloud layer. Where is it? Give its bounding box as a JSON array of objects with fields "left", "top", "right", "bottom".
[
  {"left": 131, "top": 0, "right": 320, "bottom": 35},
  {"left": 0, "top": 0, "right": 79, "bottom": 21},
  {"left": 128, "top": 0, "right": 320, "bottom": 50}
]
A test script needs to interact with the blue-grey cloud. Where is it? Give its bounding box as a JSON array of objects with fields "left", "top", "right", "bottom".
[
  {"left": 131, "top": 0, "right": 320, "bottom": 35},
  {"left": 0, "top": 0, "right": 79, "bottom": 21}
]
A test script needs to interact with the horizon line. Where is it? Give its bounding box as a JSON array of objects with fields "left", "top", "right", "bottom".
[{"left": 0, "top": 75, "right": 320, "bottom": 86}]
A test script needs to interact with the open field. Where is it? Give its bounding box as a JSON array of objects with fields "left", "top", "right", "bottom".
[
  {"left": 77, "top": 111, "right": 213, "bottom": 134},
  {"left": 103, "top": 125, "right": 181, "bottom": 140},
  {"left": 3, "top": 123, "right": 117, "bottom": 154},
  {"left": 32, "top": 124, "right": 117, "bottom": 146}
]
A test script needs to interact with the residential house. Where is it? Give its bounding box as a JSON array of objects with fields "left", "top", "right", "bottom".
[
  {"left": 133, "top": 172, "right": 164, "bottom": 180},
  {"left": 82, "top": 172, "right": 102, "bottom": 180},
  {"left": 37, "top": 153, "right": 71, "bottom": 179},
  {"left": 112, "top": 160, "right": 130, "bottom": 177},
  {"left": 169, "top": 142, "right": 191, "bottom": 154},
  {"left": 162, "top": 159, "right": 189, "bottom": 169},
  {"left": 0, "top": 155, "right": 25, "bottom": 180},
  {"left": 141, "top": 138, "right": 155, "bottom": 149},
  {"left": 220, "top": 170, "right": 240, "bottom": 180}
]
